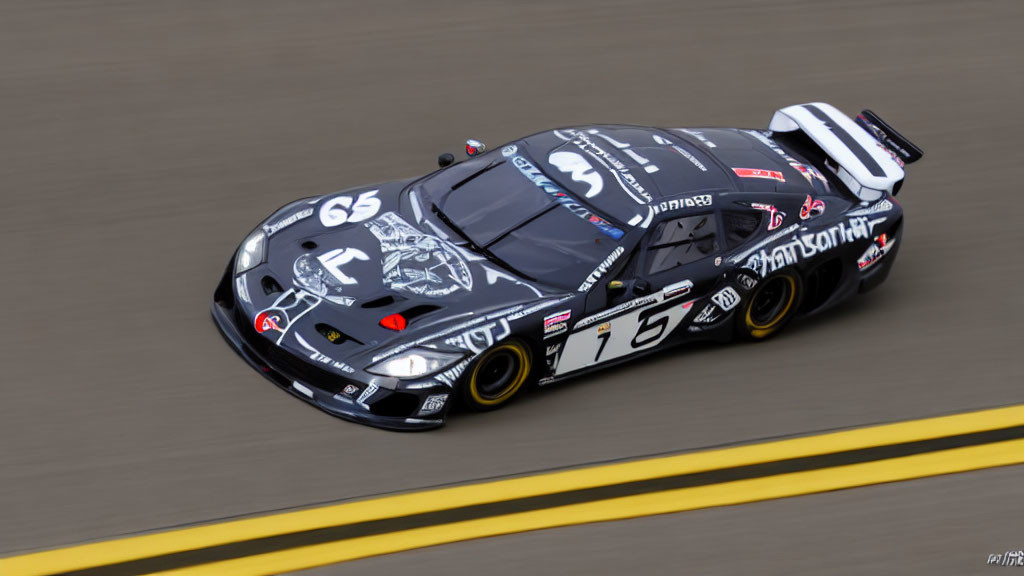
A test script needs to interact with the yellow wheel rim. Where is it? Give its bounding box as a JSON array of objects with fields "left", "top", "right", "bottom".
[
  {"left": 745, "top": 275, "right": 797, "bottom": 339},
  {"left": 468, "top": 343, "right": 530, "bottom": 406}
]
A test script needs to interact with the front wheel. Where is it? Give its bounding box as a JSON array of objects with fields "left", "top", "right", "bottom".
[
  {"left": 459, "top": 340, "right": 533, "bottom": 411},
  {"left": 736, "top": 270, "right": 802, "bottom": 340}
]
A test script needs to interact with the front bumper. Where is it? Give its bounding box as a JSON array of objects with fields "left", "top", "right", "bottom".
[{"left": 211, "top": 267, "right": 450, "bottom": 431}]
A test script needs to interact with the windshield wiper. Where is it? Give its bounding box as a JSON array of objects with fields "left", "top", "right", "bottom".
[
  {"left": 430, "top": 202, "right": 535, "bottom": 282},
  {"left": 450, "top": 159, "right": 504, "bottom": 191}
]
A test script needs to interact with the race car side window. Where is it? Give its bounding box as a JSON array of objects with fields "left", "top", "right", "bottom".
[
  {"left": 722, "top": 210, "right": 762, "bottom": 249},
  {"left": 644, "top": 213, "right": 719, "bottom": 275}
]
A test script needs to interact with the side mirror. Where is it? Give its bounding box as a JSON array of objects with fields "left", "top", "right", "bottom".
[
  {"left": 607, "top": 280, "right": 626, "bottom": 298},
  {"left": 465, "top": 139, "right": 486, "bottom": 157},
  {"left": 438, "top": 153, "right": 455, "bottom": 168}
]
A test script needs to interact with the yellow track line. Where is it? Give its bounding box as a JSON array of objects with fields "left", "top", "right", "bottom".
[
  {"left": 2, "top": 404, "right": 1023, "bottom": 576},
  {"left": 149, "top": 438, "right": 1024, "bottom": 576}
]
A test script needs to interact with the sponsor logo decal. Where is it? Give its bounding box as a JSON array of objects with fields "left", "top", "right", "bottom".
[
  {"left": 544, "top": 343, "right": 563, "bottom": 372},
  {"left": 252, "top": 289, "right": 322, "bottom": 343},
  {"left": 751, "top": 203, "right": 786, "bottom": 231},
  {"left": 856, "top": 113, "right": 908, "bottom": 166},
  {"left": 743, "top": 216, "right": 886, "bottom": 277},
  {"left": 744, "top": 130, "right": 829, "bottom": 190},
  {"left": 445, "top": 318, "right": 512, "bottom": 353},
  {"left": 342, "top": 384, "right": 359, "bottom": 396},
  {"left": 578, "top": 246, "right": 626, "bottom": 292},
  {"left": 733, "top": 168, "right": 786, "bottom": 182},
  {"left": 418, "top": 394, "right": 449, "bottom": 416},
  {"left": 874, "top": 140, "right": 905, "bottom": 167},
  {"left": 597, "top": 322, "right": 611, "bottom": 334},
  {"left": 693, "top": 304, "right": 719, "bottom": 324},
  {"left": 357, "top": 382, "right": 378, "bottom": 406},
  {"left": 651, "top": 194, "right": 712, "bottom": 216},
  {"left": 736, "top": 273, "right": 758, "bottom": 291},
  {"left": 711, "top": 287, "right": 740, "bottom": 312},
  {"left": 255, "top": 311, "right": 283, "bottom": 334},
  {"left": 554, "top": 129, "right": 653, "bottom": 204},
  {"left": 264, "top": 207, "right": 314, "bottom": 235},
  {"left": 575, "top": 294, "right": 659, "bottom": 329},
  {"left": 508, "top": 153, "right": 624, "bottom": 239},
  {"left": 434, "top": 359, "right": 471, "bottom": 387},
  {"left": 548, "top": 151, "right": 604, "bottom": 198},
  {"left": 799, "top": 195, "right": 826, "bottom": 220},
  {"left": 544, "top": 310, "right": 572, "bottom": 338},
  {"left": 857, "top": 234, "right": 895, "bottom": 270}
]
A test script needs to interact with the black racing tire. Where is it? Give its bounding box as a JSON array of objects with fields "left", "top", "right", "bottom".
[
  {"left": 459, "top": 339, "right": 533, "bottom": 411},
  {"left": 736, "top": 269, "right": 803, "bottom": 340}
]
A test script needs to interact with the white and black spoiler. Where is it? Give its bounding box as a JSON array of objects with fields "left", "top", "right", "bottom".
[{"left": 769, "top": 102, "right": 922, "bottom": 201}]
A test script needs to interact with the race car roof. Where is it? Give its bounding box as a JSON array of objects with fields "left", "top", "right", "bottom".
[
  {"left": 670, "top": 127, "right": 830, "bottom": 196},
  {"left": 423, "top": 124, "right": 828, "bottom": 249},
  {"left": 520, "top": 125, "right": 731, "bottom": 226},
  {"left": 524, "top": 125, "right": 825, "bottom": 209}
]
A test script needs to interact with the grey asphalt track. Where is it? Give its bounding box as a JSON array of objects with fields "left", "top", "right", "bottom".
[{"left": 1, "top": 0, "right": 1022, "bottom": 571}]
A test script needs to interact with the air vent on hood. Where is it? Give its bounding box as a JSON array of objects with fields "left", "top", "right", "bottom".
[
  {"left": 261, "top": 275, "right": 283, "bottom": 295},
  {"left": 316, "top": 323, "right": 362, "bottom": 345},
  {"left": 402, "top": 305, "right": 442, "bottom": 322},
  {"left": 361, "top": 295, "right": 404, "bottom": 309},
  {"left": 301, "top": 240, "right": 317, "bottom": 250}
]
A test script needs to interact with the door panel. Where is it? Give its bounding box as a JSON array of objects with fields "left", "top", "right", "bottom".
[{"left": 555, "top": 280, "right": 693, "bottom": 375}]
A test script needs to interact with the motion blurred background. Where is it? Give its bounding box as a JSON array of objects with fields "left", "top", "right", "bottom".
[{"left": 1, "top": 1, "right": 1022, "bottom": 573}]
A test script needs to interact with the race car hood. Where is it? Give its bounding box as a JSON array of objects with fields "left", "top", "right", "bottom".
[{"left": 243, "top": 180, "right": 561, "bottom": 368}]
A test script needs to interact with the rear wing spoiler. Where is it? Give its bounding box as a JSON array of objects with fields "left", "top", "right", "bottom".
[
  {"left": 855, "top": 109, "right": 924, "bottom": 166},
  {"left": 768, "top": 103, "right": 923, "bottom": 200}
]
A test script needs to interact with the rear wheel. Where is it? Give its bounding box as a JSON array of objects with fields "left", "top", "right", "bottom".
[
  {"left": 460, "top": 340, "right": 533, "bottom": 411},
  {"left": 737, "top": 270, "right": 802, "bottom": 340}
]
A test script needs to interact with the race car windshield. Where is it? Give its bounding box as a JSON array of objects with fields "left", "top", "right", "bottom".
[{"left": 422, "top": 153, "right": 626, "bottom": 289}]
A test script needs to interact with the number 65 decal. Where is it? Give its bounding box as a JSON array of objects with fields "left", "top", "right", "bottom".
[{"left": 319, "top": 190, "right": 381, "bottom": 227}]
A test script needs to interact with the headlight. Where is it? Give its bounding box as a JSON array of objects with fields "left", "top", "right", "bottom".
[
  {"left": 235, "top": 230, "right": 267, "bottom": 274},
  {"left": 366, "top": 348, "right": 464, "bottom": 379}
]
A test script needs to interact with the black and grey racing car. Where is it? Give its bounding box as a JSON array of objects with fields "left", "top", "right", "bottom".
[{"left": 211, "top": 102, "right": 923, "bottom": 430}]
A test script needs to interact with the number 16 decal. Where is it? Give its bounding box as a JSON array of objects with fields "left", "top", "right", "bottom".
[{"left": 558, "top": 295, "right": 694, "bottom": 376}]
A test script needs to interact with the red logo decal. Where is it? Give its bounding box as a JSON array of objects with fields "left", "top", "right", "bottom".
[
  {"left": 732, "top": 168, "right": 785, "bottom": 182},
  {"left": 254, "top": 312, "right": 282, "bottom": 334},
  {"left": 751, "top": 203, "right": 786, "bottom": 231},
  {"left": 799, "top": 195, "right": 826, "bottom": 220}
]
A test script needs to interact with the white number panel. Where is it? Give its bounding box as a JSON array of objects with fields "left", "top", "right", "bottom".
[{"left": 555, "top": 288, "right": 694, "bottom": 376}]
